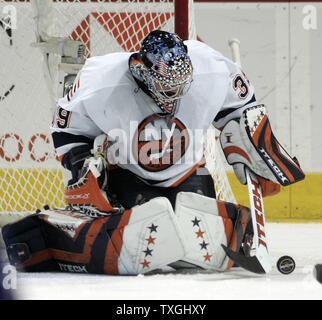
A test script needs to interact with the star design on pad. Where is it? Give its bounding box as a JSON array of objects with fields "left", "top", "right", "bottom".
[
  {"left": 143, "top": 247, "right": 153, "bottom": 257},
  {"left": 148, "top": 223, "right": 158, "bottom": 233},
  {"left": 199, "top": 240, "right": 209, "bottom": 250},
  {"left": 191, "top": 217, "right": 201, "bottom": 227},
  {"left": 195, "top": 229, "right": 204, "bottom": 238},
  {"left": 146, "top": 235, "right": 156, "bottom": 245},
  {"left": 140, "top": 259, "right": 150, "bottom": 269},
  {"left": 204, "top": 252, "right": 212, "bottom": 262}
]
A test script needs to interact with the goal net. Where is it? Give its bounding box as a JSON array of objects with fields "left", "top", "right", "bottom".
[{"left": 0, "top": 0, "right": 235, "bottom": 215}]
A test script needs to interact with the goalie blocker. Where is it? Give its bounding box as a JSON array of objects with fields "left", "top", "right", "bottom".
[
  {"left": 2, "top": 193, "right": 252, "bottom": 275},
  {"left": 220, "top": 104, "right": 305, "bottom": 196}
]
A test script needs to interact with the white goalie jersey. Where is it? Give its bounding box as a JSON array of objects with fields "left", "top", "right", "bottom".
[{"left": 51, "top": 40, "right": 257, "bottom": 187}]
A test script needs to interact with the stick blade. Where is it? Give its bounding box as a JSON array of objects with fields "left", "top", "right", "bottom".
[{"left": 222, "top": 244, "right": 266, "bottom": 274}]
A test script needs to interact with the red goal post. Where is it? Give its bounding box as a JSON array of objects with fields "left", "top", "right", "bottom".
[{"left": 0, "top": 0, "right": 235, "bottom": 215}]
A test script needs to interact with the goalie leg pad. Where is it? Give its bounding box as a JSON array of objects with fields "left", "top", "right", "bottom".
[
  {"left": 174, "top": 192, "right": 250, "bottom": 271},
  {"left": 2, "top": 198, "right": 186, "bottom": 275},
  {"left": 115, "top": 197, "right": 186, "bottom": 274},
  {"left": 2, "top": 214, "right": 57, "bottom": 272}
]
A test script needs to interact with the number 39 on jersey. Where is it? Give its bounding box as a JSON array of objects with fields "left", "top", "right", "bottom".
[{"left": 52, "top": 106, "right": 72, "bottom": 129}]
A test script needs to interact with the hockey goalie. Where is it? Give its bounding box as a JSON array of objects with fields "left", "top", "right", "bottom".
[{"left": 2, "top": 31, "right": 305, "bottom": 275}]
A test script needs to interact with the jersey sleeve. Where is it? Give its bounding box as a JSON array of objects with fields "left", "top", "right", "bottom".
[
  {"left": 50, "top": 52, "right": 132, "bottom": 159},
  {"left": 213, "top": 58, "right": 258, "bottom": 130},
  {"left": 50, "top": 70, "right": 103, "bottom": 158}
]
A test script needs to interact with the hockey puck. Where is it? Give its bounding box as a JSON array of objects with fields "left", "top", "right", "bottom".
[
  {"left": 314, "top": 264, "right": 322, "bottom": 283},
  {"left": 276, "top": 256, "right": 296, "bottom": 274}
]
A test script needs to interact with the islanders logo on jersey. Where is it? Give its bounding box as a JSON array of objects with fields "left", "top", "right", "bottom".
[{"left": 133, "top": 115, "right": 189, "bottom": 172}]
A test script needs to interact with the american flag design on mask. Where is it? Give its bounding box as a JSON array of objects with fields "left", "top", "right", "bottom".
[{"left": 152, "top": 59, "right": 169, "bottom": 78}]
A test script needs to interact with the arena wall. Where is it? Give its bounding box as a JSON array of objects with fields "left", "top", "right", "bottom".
[{"left": 195, "top": 1, "right": 322, "bottom": 221}]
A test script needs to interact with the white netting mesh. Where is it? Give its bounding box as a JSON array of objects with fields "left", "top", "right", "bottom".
[
  {"left": 0, "top": 2, "right": 66, "bottom": 213},
  {"left": 0, "top": 0, "right": 234, "bottom": 214},
  {"left": 204, "top": 127, "right": 236, "bottom": 203}
]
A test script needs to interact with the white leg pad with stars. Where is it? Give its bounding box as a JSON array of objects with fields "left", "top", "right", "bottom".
[
  {"left": 173, "top": 192, "right": 233, "bottom": 271},
  {"left": 3, "top": 195, "right": 241, "bottom": 275},
  {"left": 117, "top": 196, "right": 187, "bottom": 275}
]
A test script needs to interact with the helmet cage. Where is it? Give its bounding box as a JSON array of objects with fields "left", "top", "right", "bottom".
[{"left": 148, "top": 58, "right": 193, "bottom": 103}]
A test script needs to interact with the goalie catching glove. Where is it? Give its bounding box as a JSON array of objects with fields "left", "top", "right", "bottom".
[
  {"left": 220, "top": 105, "right": 305, "bottom": 196},
  {"left": 62, "top": 134, "right": 123, "bottom": 215}
]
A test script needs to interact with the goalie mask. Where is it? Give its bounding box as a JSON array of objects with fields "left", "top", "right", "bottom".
[{"left": 129, "top": 30, "right": 193, "bottom": 115}]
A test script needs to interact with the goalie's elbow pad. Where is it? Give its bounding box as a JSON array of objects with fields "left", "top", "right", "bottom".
[{"left": 220, "top": 105, "right": 305, "bottom": 187}]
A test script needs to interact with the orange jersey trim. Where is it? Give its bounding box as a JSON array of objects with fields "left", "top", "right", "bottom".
[{"left": 170, "top": 158, "right": 206, "bottom": 187}]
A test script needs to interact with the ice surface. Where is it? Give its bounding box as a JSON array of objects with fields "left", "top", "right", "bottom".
[{"left": 2, "top": 223, "right": 322, "bottom": 300}]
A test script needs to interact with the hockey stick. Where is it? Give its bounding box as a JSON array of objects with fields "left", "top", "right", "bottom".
[
  {"left": 245, "top": 168, "right": 271, "bottom": 272},
  {"left": 222, "top": 169, "right": 271, "bottom": 273},
  {"left": 228, "top": 39, "right": 242, "bottom": 69},
  {"left": 221, "top": 39, "right": 272, "bottom": 274}
]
